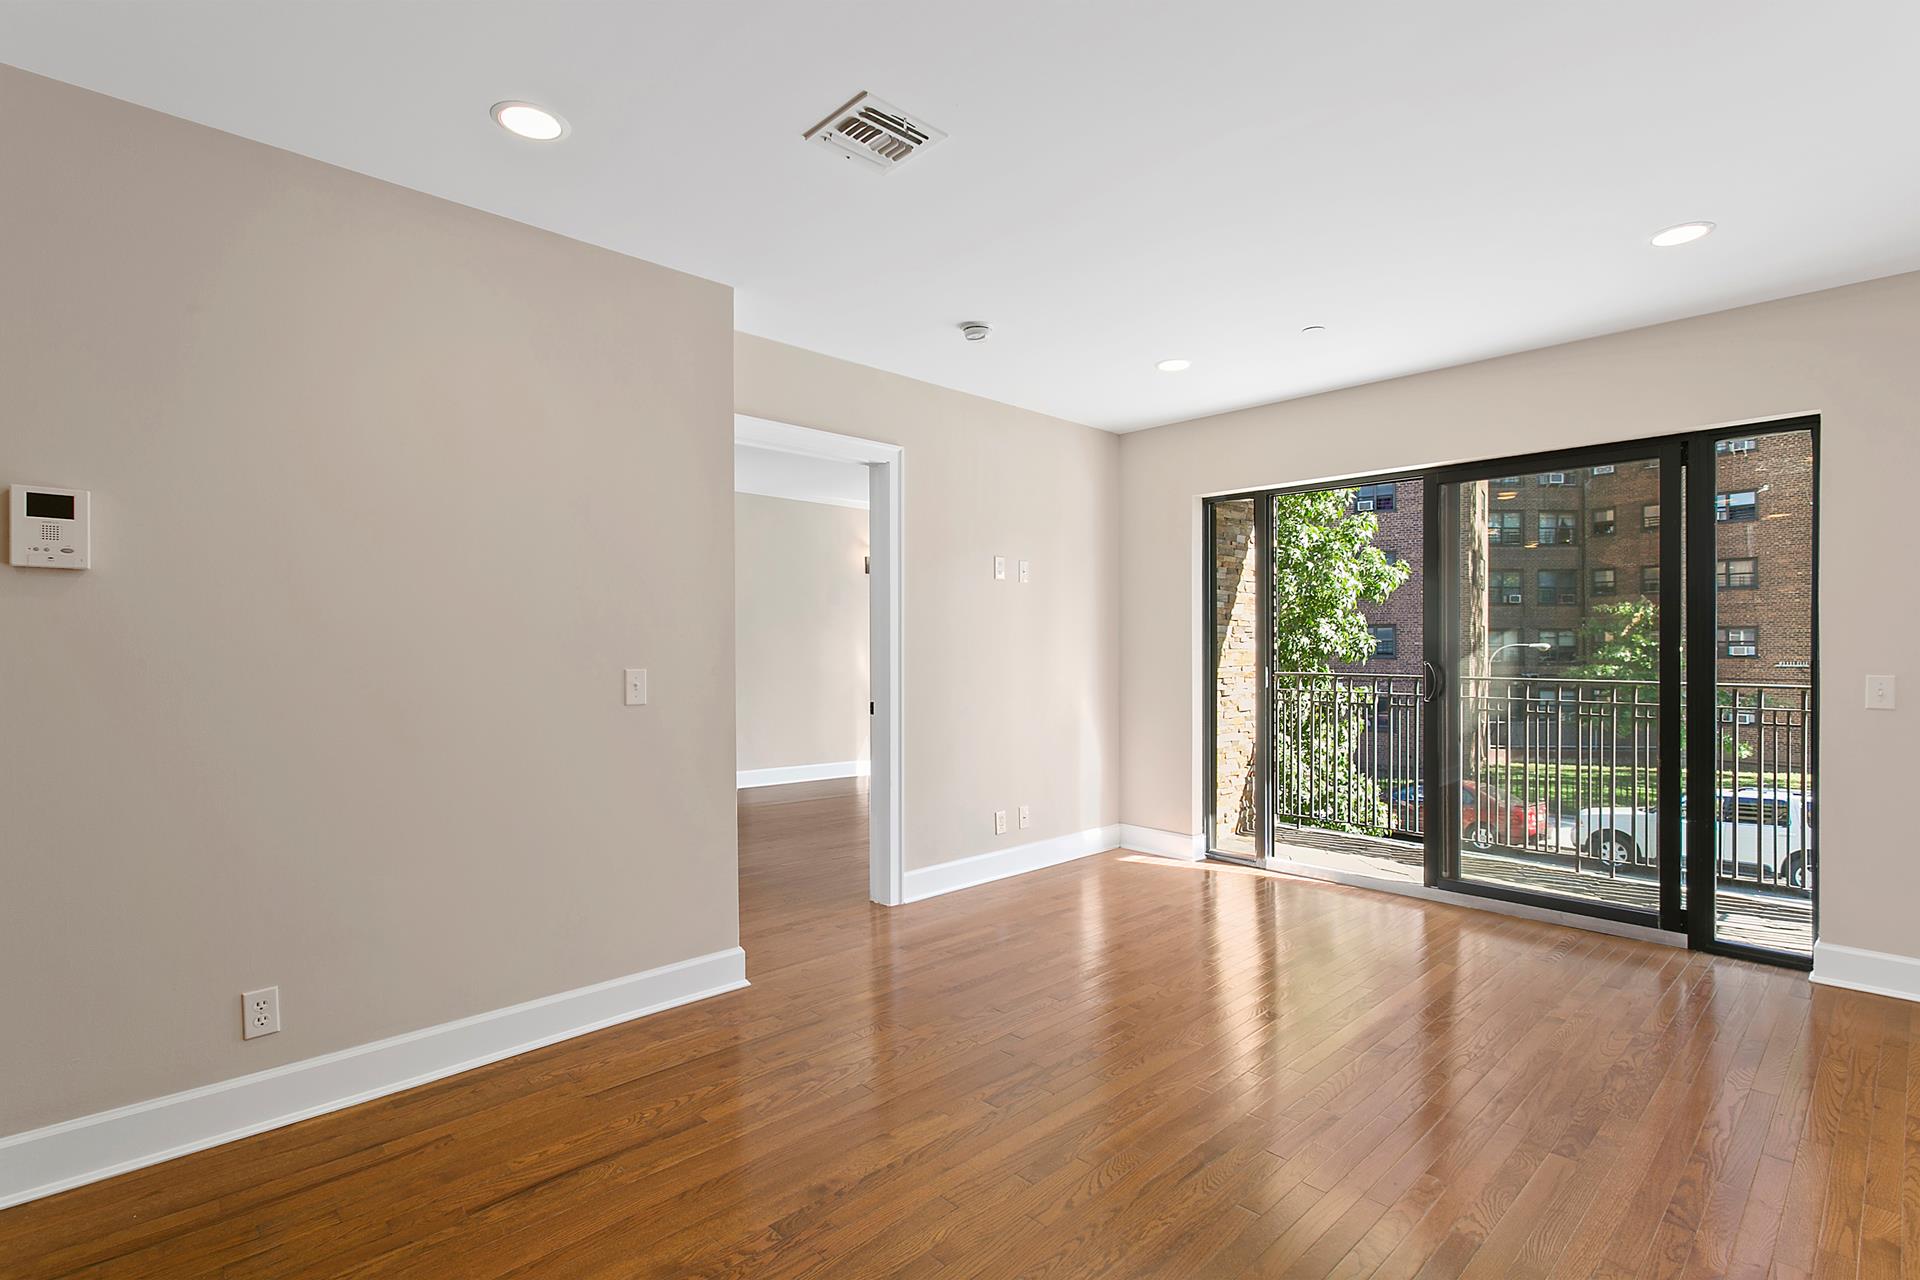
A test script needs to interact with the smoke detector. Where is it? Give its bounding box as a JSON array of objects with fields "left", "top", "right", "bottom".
[
  {"left": 805, "top": 92, "right": 946, "bottom": 172},
  {"left": 959, "top": 322, "right": 991, "bottom": 342}
]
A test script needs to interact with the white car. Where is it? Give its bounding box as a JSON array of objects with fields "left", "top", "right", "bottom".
[{"left": 1573, "top": 788, "right": 1812, "bottom": 887}]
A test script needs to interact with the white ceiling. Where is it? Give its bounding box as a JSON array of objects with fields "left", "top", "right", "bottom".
[
  {"left": 735, "top": 442, "right": 868, "bottom": 510},
  {"left": 4, "top": 1, "right": 1918, "bottom": 432}
]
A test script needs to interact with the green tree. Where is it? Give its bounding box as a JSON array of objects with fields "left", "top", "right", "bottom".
[
  {"left": 1571, "top": 596, "right": 1751, "bottom": 768},
  {"left": 1270, "top": 489, "right": 1411, "bottom": 670},
  {"left": 1266, "top": 490, "right": 1411, "bottom": 835},
  {"left": 1570, "top": 599, "right": 1658, "bottom": 680}
]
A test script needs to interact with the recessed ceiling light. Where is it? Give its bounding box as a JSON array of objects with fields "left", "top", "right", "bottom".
[
  {"left": 1156, "top": 358, "right": 1191, "bottom": 373},
  {"left": 491, "top": 101, "right": 568, "bottom": 141},
  {"left": 1650, "top": 221, "right": 1715, "bottom": 247}
]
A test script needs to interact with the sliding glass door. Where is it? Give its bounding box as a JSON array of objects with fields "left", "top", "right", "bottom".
[
  {"left": 1202, "top": 417, "right": 1817, "bottom": 967},
  {"left": 1429, "top": 443, "right": 1684, "bottom": 927},
  {"left": 1687, "top": 424, "right": 1818, "bottom": 959}
]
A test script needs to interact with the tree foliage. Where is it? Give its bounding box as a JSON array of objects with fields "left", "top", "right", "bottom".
[
  {"left": 1570, "top": 599, "right": 1659, "bottom": 681},
  {"left": 1270, "top": 489, "right": 1411, "bottom": 671}
]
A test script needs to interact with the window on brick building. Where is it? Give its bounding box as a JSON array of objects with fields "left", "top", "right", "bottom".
[
  {"left": 1368, "top": 625, "right": 1398, "bottom": 659},
  {"left": 1537, "top": 570, "right": 1576, "bottom": 605},
  {"left": 1489, "top": 511, "right": 1523, "bottom": 545},
  {"left": 1716, "top": 438, "right": 1757, "bottom": 454},
  {"left": 1715, "top": 490, "right": 1759, "bottom": 522},
  {"left": 1642, "top": 503, "right": 1660, "bottom": 529},
  {"left": 1354, "top": 483, "right": 1396, "bottom": 512},
  {"left": 1716, "top": 558, "right": 1758, "bottom": 589},
  {"left": 1591, "top": 568, "right": 1618, "bottom": 596},
  {"left": 1537, "top": 629, "right": 1577, "bottom": 661},
  {"left": 1491, "top": 570, "right": 1522, "bottom": 603},
  {"left": 1719, "top": 626, "right": 1759, "bottom": 657},
  {"left": 1537, "top": 511, "right": 1577, "bottom": 545},
  {"left": 1641, "top": 565, "right": 1661, "bottom": 595},
  {"left": 1591, "top": 506, "right": 1616, "bottom": 535}
]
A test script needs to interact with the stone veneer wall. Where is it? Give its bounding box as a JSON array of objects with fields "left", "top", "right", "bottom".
[{"left": 1212, "top": 500, "right": 1260, "bottom": 845}]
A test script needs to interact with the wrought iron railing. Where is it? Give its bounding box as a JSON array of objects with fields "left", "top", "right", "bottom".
[{"left": 1268, "top": 672, "right": 1813, "bottom": 897}]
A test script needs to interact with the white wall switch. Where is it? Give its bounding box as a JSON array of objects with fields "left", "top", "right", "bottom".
[
  {"left": 993, "top": 555, "right": 1006, "bottom": 581},
  {"left": 624, "top": 668, "right": 649, "bottom": 706},
  {"left": 1866, "top": 674, "right": 1897, "bottom": 710},
  {"left": 993, "top": 809, "right": 1008, "bottom": 835},
  {"left": 1018, "top": 804, "right": 1030, "bottom": 829},
  {"left": 1018, "top": 559, "right": 1030, "bottom": 584},
  {"left": 242, "top": 986, "right": 281, "bottom": 1040}
]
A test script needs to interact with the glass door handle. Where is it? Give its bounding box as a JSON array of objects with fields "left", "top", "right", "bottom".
[{"left": 1422, "top": 661, "right": 1445, "bottom": 702}]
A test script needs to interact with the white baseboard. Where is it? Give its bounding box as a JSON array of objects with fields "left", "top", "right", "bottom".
[
  {"left": 1118, "top": 824, "right": 1206, "bottom": 861},
  {"left": 0, "top": 946, "right": 749, "bottom": 1211},
  {"left": 903, "top": 824, "right": 1120, "bottom": 902},
  {"left": 736, "top": 760, "right": 870, "bottom": 789},
  {"left": 1812, "top": 941, "right": 1920, "bottom": 1004}
]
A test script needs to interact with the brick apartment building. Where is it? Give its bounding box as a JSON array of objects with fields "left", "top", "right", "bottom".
[{"left": 1340, "top": 432, "right": 1814, "bottom": 687}]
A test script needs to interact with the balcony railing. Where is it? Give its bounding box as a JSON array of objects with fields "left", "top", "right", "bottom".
[{"left": 1269, "top": 672, "right": 1813, "bottom": 898}]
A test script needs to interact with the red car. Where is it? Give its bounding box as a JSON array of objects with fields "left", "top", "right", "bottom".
[{"left": 1392, "top": 782, "right": 1547, "bottom": 850}]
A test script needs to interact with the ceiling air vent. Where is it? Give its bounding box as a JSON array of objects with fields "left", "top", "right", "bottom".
[{"left": 804, "top": 92, "right": 946, "bottom": 172}]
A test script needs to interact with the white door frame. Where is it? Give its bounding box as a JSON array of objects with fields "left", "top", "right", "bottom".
[{"left": 735, "top": 415, "right": 906, "bottom": 906}]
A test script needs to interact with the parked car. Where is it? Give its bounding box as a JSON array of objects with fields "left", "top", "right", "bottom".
[
  {"left": 1387, "top": 781, "right": 1548, "bottom": 851},
  {"left": 1573, "top": 788, "right": 1811, "bottom": 887}
]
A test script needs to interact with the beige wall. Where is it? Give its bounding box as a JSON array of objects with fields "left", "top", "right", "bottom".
[
  {"left": 0, "top": 68, "right": 738, "bottom": 1133},
  {"left": 1119, "top": 270, "right": 1920, "bottom": 963},
  {"left": 736, "top": 335, "right": 1121, "bottom": 870},
  {"left": 735, "top": 494, "right": 870, "bottom": 773}
]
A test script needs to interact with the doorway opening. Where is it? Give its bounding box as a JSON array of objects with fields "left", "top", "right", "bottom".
[
  {"left": 734, "top": 415, "right": 904, "bottom": 908},
  {"left": 1204, "top": 416, "right": 1818, "bottom": 966}
]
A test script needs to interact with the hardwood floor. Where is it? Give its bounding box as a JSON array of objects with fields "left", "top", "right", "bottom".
[{"left": 4, "top": 778, "right": 1914, "bottom": 1277}]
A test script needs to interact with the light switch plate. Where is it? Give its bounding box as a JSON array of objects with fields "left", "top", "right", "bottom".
[
  {"left": 993, "top": 809, "right": 1008, "bottom": 835},
  {"left": 1866, "top": 674, "right": 1896, "bottom": 710},
  {"left": 993, "top": 556, "right": 1006, "bottom": 581},
  {"left": 625, "top": 668, "right": 649, "bottom": 706},
  {"left": 1018, "top": 559, "right": 1030, "bottom": 584}
]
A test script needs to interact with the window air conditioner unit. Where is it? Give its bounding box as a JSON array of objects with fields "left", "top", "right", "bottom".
[
  {"left": 1724, "top": 439, "right": 1756, "bottom": 453},
  {"left": 1559, "top": 592, "right": 1578, "bottom": 604},
  {"left": 1729, "top": 644, "right": 1757, "bottom": 657},
  {"left": 1503, "top": 592, "right": 1524, "bottom": 605},
  {"left": 1356, "top": 499, "right": 1375, "bottom": 511},
  {"left": 1592, "top": 465, "right": 1615, "bottom": 475},
  {"left": 1542, "top": 472, "right": 1567, "bottom": 485}
]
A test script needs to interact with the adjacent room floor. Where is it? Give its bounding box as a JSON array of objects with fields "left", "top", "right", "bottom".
[{"left": 3, "top": 779, "right": 1912, "bottom": 1277}]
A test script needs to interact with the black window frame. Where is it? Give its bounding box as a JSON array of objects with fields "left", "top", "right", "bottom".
[
  {"left": 1535, "top": 569, "right": 1575, "bottom": 605},
  {"left": 1536, "top": 511, "right": 1577, "bottom": 546},
  {"left": 1353, "top": 482, "right": 1398, "bottom": 513},
  {"left": 1717, "top": 625, "right": 1760, "bottom": 658},
  {"left": 1716, "top": 557, "right": 1759, "bottom": 590}
]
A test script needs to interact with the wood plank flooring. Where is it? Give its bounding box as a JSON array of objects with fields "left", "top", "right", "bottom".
[{"left": 2, "top": 777, "right": 1913, "bottom": 1277}]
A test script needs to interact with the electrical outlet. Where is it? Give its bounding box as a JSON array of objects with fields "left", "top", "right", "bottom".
[
  {"left": 1018, "top": 804, "right": 1030, "bottom": 829},
  {"left": 624, "top": 668, "right": 649, "bottom": 706},
  {"left": 993, "top": 809, "right": 1008, "bottom": 835},
  {"left": 993, "top": 556, "right": 1007, "bottom": 581},
  {"left": 1018, "top": 560, "right": 1030, "bottom": 584},
  {"left": 242, "top": 986, "right": 280, "bottom": 1040}
]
